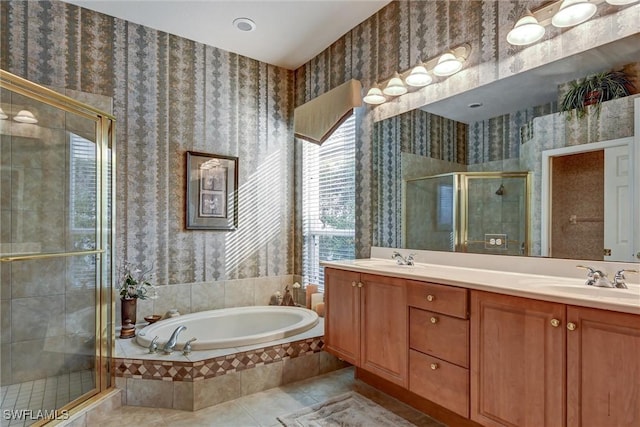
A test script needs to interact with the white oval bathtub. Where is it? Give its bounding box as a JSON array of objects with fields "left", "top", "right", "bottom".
[{"left": 136, "top": 306, "right": 319, "bottom": 350}]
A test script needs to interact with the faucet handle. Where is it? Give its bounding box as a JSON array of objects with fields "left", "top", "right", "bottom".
[
  {"left": 183, "top": 337, "right": 197, "bottom": 355},
  {"left": 148, "top": 336, "right": 159, "bottom": 353},
  {"left": 613, "top": 269, "right": 638, "bottom": 289},
  {"left": 576, "top": 265, "right": 596, "bottom": 275}
]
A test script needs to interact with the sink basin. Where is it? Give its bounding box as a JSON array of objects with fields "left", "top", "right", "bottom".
[
  {"left": 537, "top": 284, "right": 640, "bottom": 300},
  {"left": 351, "top": 259, "right": 415, "bottom": 269}
]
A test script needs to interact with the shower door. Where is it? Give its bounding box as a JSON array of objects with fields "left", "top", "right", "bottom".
[
  {"left": 461, "top": 172, "right": 530, "bottom": 256},
  {"left": 0, "top": 71, "right": 114, "bottom": 425}
]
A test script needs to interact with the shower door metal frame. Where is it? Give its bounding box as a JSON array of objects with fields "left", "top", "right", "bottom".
[
  {"left": 0, "top": 70, "right": 116, "bottom": 423},
  {"left": 459, "top": 171, "right": 532, "bottom": 255}
]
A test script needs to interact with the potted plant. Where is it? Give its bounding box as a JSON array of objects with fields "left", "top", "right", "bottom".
[
  {"left": 116, "top": 261, "right": 157, "bottom": 327},
  {"left": 560, "top": 70, "right": 634, "bottom": 119}
]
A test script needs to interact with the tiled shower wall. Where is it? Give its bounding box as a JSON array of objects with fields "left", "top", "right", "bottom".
[{"left": 294, "top": 0, "right": 639, "bottom": 258}]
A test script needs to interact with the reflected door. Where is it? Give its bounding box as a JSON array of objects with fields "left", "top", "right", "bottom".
[{"left": 604, "top": 145, "right": 632, "bottom": 261}]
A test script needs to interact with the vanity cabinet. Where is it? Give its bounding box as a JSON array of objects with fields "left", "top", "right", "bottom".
[
  {"left": 470, "top": 291, "right": 566, "bottom": 427},
  {"left": 324, "top": 268, "right": 407, "bottom": 387},
  {"left": 566, "top": 306, "right": 640, "bottom": 427},
  {"left": 408, "top": 280, "right": 470, "bottom": 417},
  {"left": 472, "top": 291, "right": 640, "bottom": 427}
]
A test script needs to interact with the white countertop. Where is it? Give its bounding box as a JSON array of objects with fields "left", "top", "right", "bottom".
[{"left": 322, "top": 258, "right": 640, "bottom": 315}]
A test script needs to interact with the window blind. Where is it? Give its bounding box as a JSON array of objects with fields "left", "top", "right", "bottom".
[{"left": 302, "top": 114, "right": 356, "bottom": 292}]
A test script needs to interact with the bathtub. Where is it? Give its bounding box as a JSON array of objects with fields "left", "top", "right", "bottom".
[{"left": 136, "top": 306, "right": 319, "bottom": 351}]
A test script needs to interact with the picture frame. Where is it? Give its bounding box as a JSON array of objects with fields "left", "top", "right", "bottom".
[{"left": 186, "top": 151, "right": 238, "bottom": 230}]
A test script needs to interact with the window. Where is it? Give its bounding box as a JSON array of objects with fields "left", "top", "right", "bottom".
[{"left": 302, "top": 114, "right": 356, "bottom": 291}]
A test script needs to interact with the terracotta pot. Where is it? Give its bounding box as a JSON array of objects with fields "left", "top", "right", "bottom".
[
  {"left": 121, "top": 297, "right": 137, "bottom": 325},
  {"left": 584, "top": 90, "right": 601, "bottom": 106}
]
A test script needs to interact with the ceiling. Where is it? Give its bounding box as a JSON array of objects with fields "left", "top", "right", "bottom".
[
  {"left": 62, "top": 0, "right": 390, "bottom": 70},
  {"left": 421, "top": 34, "right": 640, "bottom": 124}
]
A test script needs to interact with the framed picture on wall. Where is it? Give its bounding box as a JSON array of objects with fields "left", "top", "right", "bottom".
[{"left": 186, "top": 151, "right": 238, "bottom": 230}]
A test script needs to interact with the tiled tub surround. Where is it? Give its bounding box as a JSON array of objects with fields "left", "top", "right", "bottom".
[{"left": 114, "top": 319, "right": 348, "bottom": 411}]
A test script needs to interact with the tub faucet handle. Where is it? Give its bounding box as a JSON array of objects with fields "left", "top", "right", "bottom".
[
  {"left": 183, "top": 337, "right": 197, "bottom": 355},
  {"left": 148, "top": 336, "right": 159, "bottom": 353}
]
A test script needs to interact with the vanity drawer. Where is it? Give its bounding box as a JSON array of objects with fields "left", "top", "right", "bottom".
[
  {"left": 407, "top": 281, "right": 468, "bottom": 319},
  {"left": 409, "top": 308, "right": 469, "bottom": 368},
  {"left": 409, "top": 350, "right": 469, "bottom": 418}
]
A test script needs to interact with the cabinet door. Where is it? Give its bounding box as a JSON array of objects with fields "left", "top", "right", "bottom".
[
  {"left": 324, "top": 268, "right": 361, "bottom": 365},
  {"left": 360, "top": 273, "right": 408, "bottom": 387},
  {"left": 471, "top": 291, "right": 566, "bottom": 427},
  {"left": 567, "top": 306, "right": 640, "bottom": 427}
]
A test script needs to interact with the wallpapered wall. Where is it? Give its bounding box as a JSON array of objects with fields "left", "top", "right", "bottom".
[
  {"left": 0, "top": 0, "right": 295, "bottom": 287},
  {"left": 294, "top": 0, "right": 638, "bottom": 257}
]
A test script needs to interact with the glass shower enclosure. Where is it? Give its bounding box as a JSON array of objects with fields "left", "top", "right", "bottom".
[
  {"left": 404, "top": 172, "right": 530, "bottom": 256},
  {"left": 0, "top": 70, "right": 114, "bottom": 425}
]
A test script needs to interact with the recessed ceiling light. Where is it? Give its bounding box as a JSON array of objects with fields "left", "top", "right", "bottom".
[
  {"left": 233, "top": 18, "right": 256, "bottom": 32},
  {"left": 468, "top": 102, "right": 483, "bottom": 109}
]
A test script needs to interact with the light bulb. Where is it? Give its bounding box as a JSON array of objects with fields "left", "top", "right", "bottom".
[
  {"left": 405, "top": 65, "right": 433, "bottom": 87},
  {"left": 13, "top": 110, "right": 38, "bottom": 124},
  {"left": 382, "top": 73, "right": 407, "bottom": 96},
  {"left": 363, "top": 86, "right": 386, "bottom": 105},
  {"left": 433, "top": 53, "right": 463, "bottom": 77},
  {"left": 551, "top": 0, "right": 597, "bottom": 28},
  {"left": 507, "top": 11, "right": 546, "bottom": 45}
]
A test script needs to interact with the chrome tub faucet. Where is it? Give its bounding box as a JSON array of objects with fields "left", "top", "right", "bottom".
[{"left": 163, "top": 325, "right": 187, "bottom": 354}]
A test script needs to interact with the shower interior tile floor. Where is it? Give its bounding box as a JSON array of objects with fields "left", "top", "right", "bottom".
[
  {"left": 90, "top": 367, "right": 446, "bottom": 427},
  {"left": 1, "top": 370, "right": 95, "bottom": 427}
]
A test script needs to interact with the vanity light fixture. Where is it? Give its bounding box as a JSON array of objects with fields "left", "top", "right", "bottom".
[
  {"left": 382, "top": 72, "right": 408, "bottom": 96},
  {"left": 506, "top": 10, "right": 546, "bottom": 46},
  {"left": 551, "top": 0, "right": 597, "bottom": 27},
  {"left": 363, "top": 85, "right": 386, "bottom": 105},
  {"left": 508, "top": 0, "right": 634, "bottom": 46},
  {"left": 13, "top": 109, "right": 37, "bottom": 124},
  {"left": 362, "top": 43, "right": 471, "bottom": 106},
  {"left": 0, "top": 107, "right": 7, "bottom": 120}
]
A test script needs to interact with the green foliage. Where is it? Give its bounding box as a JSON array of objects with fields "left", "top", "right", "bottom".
[{"left": 560, "top": 70, "right": 633, "bottom": 120}]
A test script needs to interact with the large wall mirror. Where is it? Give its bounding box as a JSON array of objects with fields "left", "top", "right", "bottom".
[{"left": 373, "top": 34, "right": 640, "bottom": 263}]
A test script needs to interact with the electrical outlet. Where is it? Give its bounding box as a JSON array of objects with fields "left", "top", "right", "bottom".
[{"left": 485, "top": 234, "right": 508, "bottom": 250}]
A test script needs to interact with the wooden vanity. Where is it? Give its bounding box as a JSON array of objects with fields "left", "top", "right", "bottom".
[{"left": 323, "top": 262, "right": 640, "bottom": 427}]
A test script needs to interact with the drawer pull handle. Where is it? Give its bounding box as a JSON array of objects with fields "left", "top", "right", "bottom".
[
  {"left": 426, "top": 294, "right": 435, "bottom": 302},
  {"left": 351, "top": 281, "right": 356, "bottom": 287},
  {"left": 357, "top": 282, "right": 363, "bottom": 288},
  {"left": 430, "top": 317, "right": 438, "bottom": 324},
  {"left": 430, "top": 363, "right": 439, "bottom": 370},
  {"left": 567, "top": 322, "right": 577, "bottom": 331},
  {"left": 550, "top": 318, "right": 560, "bottom": 328}
]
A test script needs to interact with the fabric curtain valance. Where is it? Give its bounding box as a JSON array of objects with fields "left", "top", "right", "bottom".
[{"left": 294, "top": 79, "right": 362, "bottom": 144}]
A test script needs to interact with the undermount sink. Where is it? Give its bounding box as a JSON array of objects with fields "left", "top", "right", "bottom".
[
  {"left": 537, "top": 284, "right": 640, "bottom": 300},
  {"left": 351, "top": 259, "right": 415, "bottom": 269}
]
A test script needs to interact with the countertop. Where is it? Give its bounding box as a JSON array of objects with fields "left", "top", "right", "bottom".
[{"left": 322, "top": 258, "right": 640, "bottom": 315}]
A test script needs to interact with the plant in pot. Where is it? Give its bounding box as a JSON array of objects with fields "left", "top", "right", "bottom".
[
  {"left": 560, "top": 70, "right": 634, "bottom": 120},
  {"left": 116, "top": 261, "right": 157, "bottom": 336}
]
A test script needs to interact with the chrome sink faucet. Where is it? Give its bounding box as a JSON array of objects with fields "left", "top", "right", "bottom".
[
  {"left": 392, "top": 251, "right": 415, "bottom": 266},
  {"left": 577, "top": 265, "right": 612, "bottom": 287},
  {"left": 163, "top": 325, "right": 187, "bottom": 354}
]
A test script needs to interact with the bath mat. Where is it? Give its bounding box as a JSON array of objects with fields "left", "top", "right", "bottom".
[{"left": 277, "top": 391, "right": 416, "bottom": 427}]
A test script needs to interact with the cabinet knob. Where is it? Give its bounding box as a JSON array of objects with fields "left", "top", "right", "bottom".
[
  {"left": 430, "top": 317, "right": 438, "bottom": 324},
  {"left": 357, "top": 282, "right": 363, "bottom": 288},
  {"left": 430, "top": 363, "right": 439, "bottom": 370},
  {"left": 426, "top": 294, "right": 435, "bottom": 302},
  {"left": 567, "top": 322, "right": 577, "bottom": 331},
  {"left": 550, "top": 318, "right": 560, "bottom": 328},
  {"left": 351, "top": 281, "right": 356, "bottom": 287}
]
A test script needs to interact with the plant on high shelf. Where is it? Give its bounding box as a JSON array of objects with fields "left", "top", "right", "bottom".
[{"left": 560, "top": 70, "right": 634, "bottom": 120}]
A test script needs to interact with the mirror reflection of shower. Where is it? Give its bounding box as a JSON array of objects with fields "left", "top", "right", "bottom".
[{"left": 403, "top": 172, "right": 530, "bottom": 256}]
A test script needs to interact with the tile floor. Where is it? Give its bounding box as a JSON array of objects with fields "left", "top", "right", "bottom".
[
  {"left": 1, "top": 370, "right": 95, "bottom": 426},
  {"left": 89, "top": 367, "right": 446, "bottom": 427}
]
